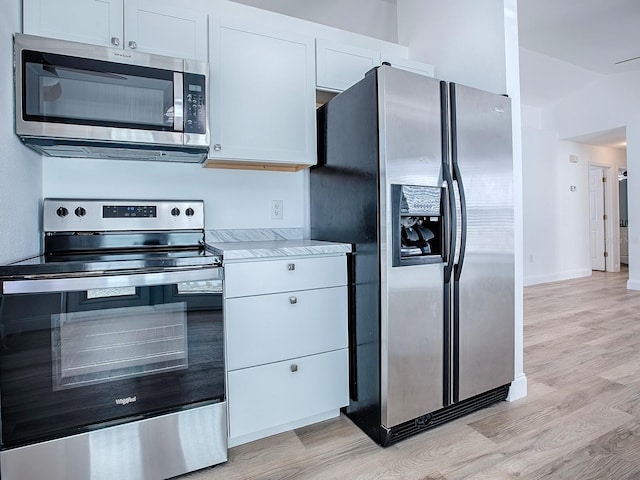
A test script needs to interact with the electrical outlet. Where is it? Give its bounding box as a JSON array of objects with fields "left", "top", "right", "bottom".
[{"left": 271, "top": 200, "right": 283, "bottom": 220}]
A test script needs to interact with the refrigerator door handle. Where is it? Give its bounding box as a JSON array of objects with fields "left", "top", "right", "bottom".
[
  {"left": 450, "top": 83, "right": 467, "bottom": 282},
  {"left": 452, "top": 161, "right": 467, "bottom": 281},
  {"left": 443, "top": 167, "right": 456, "bottom": 284},
  {"left": 441, "top": 80, "right": 456, "bottom": 285}
]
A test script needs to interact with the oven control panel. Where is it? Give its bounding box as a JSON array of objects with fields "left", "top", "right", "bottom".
[{"left": 43, "top": 199, "right": 205, "bottom": 232}]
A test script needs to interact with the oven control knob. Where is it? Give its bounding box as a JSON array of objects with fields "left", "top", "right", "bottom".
[
  {"left": 185, "top": 207, "right": 195, "bottom": 217},
  {"left": 75, "top": 207, "right": 87, "bottom": 217},
  {"left": 56, "top": 206, "right": 69, "bottom": 217},
  {"left": 171, "top": 207, "right": 181, "bottom": 217}
]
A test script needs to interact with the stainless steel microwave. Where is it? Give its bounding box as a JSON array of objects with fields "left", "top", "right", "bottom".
[{"left": 14, "top": 33, "right": 210, "bottom": 163}]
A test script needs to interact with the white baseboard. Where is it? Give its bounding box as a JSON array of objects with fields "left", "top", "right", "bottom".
[
  {"left": 523, "top": 269, "right": 592, "bottom": 286},
  {"left": 627, "top": 279, "right": 640, "bottom": 291},
  {"left": 506, "top": 374, "right": 527, "bottom": 401}
]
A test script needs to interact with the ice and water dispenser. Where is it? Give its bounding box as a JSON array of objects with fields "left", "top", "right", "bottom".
[{"left": 391, "top": 184, "right": 444, "bottom": 266}]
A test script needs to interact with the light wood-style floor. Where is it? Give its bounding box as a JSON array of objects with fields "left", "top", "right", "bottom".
[{"left": 182, "top": 269, "right": 640, "bottom": 479}]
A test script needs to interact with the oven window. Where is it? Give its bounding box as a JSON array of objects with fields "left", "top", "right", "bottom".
[{"left": 52, "top": 302, "right": 188, "bottom": 390}]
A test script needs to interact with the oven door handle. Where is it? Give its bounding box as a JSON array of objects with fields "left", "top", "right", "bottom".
[{"left": 1, "top": 267, "right": 223, "bottom": 295}]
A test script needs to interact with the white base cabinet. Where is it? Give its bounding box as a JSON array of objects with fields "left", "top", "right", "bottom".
[
  {"left": 228, "top": 349, "right": 348, "bottom": 443},
  {"left": 224, "top": 255, "right": 349, "bottom": 447}
]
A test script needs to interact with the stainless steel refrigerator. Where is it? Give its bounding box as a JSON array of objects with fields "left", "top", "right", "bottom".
[{"left": 310, "top": 65, "right": 514, "bottom": 446}]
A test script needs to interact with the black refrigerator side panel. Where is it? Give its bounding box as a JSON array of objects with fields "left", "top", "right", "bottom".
[{"left": 310, "top": 71, "right": 381, "bottom": 443}]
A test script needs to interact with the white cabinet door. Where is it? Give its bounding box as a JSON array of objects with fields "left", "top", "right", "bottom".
[
  {"left": 381, "top": 55, "right": 435, "bottom": 77},
  {"left": 226, "top": 286, "right": 348, "bottom": 370},
  {"left": 124, "top": 0, "right": 208, "bottom": 61},
  {"left": 224, "top": 255, "right": 347, "bottom": 298},
  {"left": 23, "top": 0, "right": 207, "bottom": 62},
  {"left": 228, "top": 349, "right": 349, "bottom": 440},
  {"left": 208, "top": 16, "right": 316, "bottom": 166},
  {"left": 23, "top": 0, "right": 123, "bottom": 48},
  {"left": 316, "top": 39, "right": 380, "bottom": 92}
]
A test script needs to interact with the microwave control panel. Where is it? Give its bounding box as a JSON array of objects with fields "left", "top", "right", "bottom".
[{"left": 184, "top": 73, "right": 206, "bottom": 134}]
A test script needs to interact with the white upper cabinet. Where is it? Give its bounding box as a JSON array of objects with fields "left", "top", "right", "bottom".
[
  {"left": 381, "top": 54, "right": 435, "bottom": 77},
  {"left": 205, "top": 14, "right": 316, "bottom": 169},
  {"left": 23, "top": 0, "right": 207, "bottom": 62},
  {"left": 23, "top": 0, "right": 123, "bottom": 48},
  {"left": 123, "top": 0, "right": 207, "bottom": 61},
  {"left": 316, "top": 39, "right": 380, "bottom": 92}
]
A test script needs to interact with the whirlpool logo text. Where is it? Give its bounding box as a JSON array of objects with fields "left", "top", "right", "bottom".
[{"left": 115, "top": 396, "right": 137, "bottom": 406}]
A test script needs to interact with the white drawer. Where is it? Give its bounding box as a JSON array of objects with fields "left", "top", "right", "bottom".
[
  {"left": 224, "top": 255, "right": 346, "bottom": 298},
  {"left": 227, "top": 349, "right": 348, "bottom": 440},
  {"left": 226, "top": 286, "right": 347, "bottom": 370}
]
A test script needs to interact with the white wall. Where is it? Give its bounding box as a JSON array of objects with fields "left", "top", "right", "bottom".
[
  {"left": 0, "top": 2, "right": 42, "bottom": 263},
  {"left": 522, "top": 126, "right": 626, "bottom": 285},
  {"left": 397, "top": 0, "right": 507, "bottom": 94},
  {"left": 521, "top": 51, "right": 639, "bottom": 289},
  {"left": 42, "top": 159, "right": 306, "bottom": 229},
  {"left": 230, "top": 0, "right": 398, "bottom": 43}
]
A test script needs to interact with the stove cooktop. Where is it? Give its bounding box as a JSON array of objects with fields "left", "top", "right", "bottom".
[{"left": 0, "top": 248, "right": 222, "bottom": 280}]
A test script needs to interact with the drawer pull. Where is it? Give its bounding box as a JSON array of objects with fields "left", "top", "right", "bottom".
[
  {"left": 289, "top": 296, "right": 297, "bottom": 304},
  {"left": 287, "top": 263, "right": 295, "bottom": 271},
  {"left": 290, "top": 364, "right": 298, "bottom": 373}
]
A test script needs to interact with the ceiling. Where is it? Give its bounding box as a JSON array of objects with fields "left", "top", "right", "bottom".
[
  {"left": 518, "top": 0, "right": 640, "bottom": 75},
  {"left": 518, "top": 0, "right": 639, "bottom": 149}
]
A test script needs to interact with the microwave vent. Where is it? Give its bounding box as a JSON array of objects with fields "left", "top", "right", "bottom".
[{"left": 20, "top": 139, "right": 208, "bottom": 163}]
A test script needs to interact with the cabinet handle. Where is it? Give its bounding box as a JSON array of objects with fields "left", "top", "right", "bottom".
[
  {"left": 213, "top": 144, "right": 222, "bottom": 151},
  {"left": 128, "top": 41, "right": 138, "bottom": 49},
  {"left": 290, "top": 364, "right": 298, "bottom": 373},
  {"left": 289, "top": 296, "right": 297, "bottom": 304},
  {"left": 287, "top": 263, "right": 295, "bottom": 271},
  {"left": 111, "top": 37, "right": 120, "bottom": 46}
]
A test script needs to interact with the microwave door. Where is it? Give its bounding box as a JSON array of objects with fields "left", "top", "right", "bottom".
[{"left": 18, "top": 48, "right": 185, "bottom": 147}]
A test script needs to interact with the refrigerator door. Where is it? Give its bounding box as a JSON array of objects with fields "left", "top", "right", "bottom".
[
  {"left": 450, "top": 83, "right": 514, "bottom": 402},
  {"left": 377, "top": 66, "right": 446, "bottom": 428}
]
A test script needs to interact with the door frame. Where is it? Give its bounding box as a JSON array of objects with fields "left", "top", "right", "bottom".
[{"left": 588, "top": 163, "right": 619, "bottom": 273}]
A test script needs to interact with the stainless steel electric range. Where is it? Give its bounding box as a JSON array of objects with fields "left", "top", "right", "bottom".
[{"left": 0, "top": 199, "right": 226, "bottom": 480}]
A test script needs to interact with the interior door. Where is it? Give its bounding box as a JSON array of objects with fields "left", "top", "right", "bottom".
[{"left": 589, "top": 166, "right": 606, "bottom": 271}]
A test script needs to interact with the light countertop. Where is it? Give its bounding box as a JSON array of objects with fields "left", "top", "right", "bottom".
[{"left": 206, "top": 239, "right": 351, "bottom": 260}]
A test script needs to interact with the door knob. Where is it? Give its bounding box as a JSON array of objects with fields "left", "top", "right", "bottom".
[
  {"left": 128, "top": 41, "right": 138, "bottom": 49},
  {"left": 287, "top": 263, "right": 295, "bottom": 271},
  {"left": 111, "top": 37, "right": 120, "bottom": 46},
  {"left": 290, "top": 364, "right": 298, "bottom": 373},
  {"left": 289, "top": 296, "right": 297, "bottom": 304}
]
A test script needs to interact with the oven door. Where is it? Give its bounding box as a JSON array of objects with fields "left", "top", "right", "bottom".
[{"left": 0, "top": 267, "right": 224, "bottom": 449}]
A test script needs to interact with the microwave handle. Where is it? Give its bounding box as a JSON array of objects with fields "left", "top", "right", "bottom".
[{"left": 173, "top": 72, "right": 184, "bottom": 132}]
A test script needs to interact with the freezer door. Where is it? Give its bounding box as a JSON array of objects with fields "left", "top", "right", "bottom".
[
  {"left": 450, "top": 83, "right": 514, "bottom": 402},
  {"left": 377, "top": 66, "right": 446, "bottom": 428}
]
